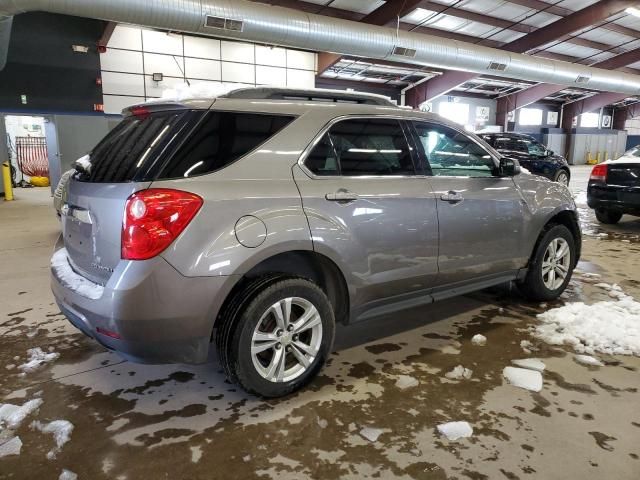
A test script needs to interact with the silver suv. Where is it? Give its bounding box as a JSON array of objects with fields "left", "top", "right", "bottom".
[{"left": 51, "top": 88, "right": 580, "bottom": 397}]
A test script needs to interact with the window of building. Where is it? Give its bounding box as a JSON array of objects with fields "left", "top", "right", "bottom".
[
  {"left": 438, "top": 102, "right": 470, "bottom": 125},
  {"left": 519, "top": 108, "right": 543, "bottom": 126},
  {"left": 580, "top": 112, "right": 600, "bottom": 128}
]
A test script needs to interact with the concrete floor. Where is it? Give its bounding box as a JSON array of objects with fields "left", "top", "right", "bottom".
[{"left": 1, "top": 168, "right": 639, "bottom": 480}]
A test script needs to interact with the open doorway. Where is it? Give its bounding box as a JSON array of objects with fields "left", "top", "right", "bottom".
[{"left": 3, "top": 115, "right": 52, "bottom": 189}]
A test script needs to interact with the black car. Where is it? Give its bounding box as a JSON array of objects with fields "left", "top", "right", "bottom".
[
  {"left": 587, "top": 146, "right": 640, "bottom": 224},
  {"left": 481, "top": 133, "right": 570, "bottom": 186}
]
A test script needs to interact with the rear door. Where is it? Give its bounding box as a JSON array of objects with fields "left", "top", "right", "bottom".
[
  {"left": 62, "top": 109, "right": 192, "bottom": 285},
  {"left": 294, "top": 117, "right": 439, "bottom": 315},
  {"left": 410, "top": 121, "right": 526, "bottom": 287}
]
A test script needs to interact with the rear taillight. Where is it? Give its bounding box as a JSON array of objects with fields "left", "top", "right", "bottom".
[
  {"left": 122, "top": 189, "right": 203, "bottom": 260},
  {"left": 590, "top": 163, "right": 608, "bottom": 183}
]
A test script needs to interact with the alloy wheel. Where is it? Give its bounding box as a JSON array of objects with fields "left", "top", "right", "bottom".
[
  {"left": 541, "top": 237, "right": 571, "bottom": 290},
  {"left": 251, "top": 297, "right": 323, "bottom": 383}
]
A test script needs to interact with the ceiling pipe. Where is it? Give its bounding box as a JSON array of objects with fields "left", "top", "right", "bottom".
[{"left": 0, "top": 0, "right": 639, "bottom": 97}]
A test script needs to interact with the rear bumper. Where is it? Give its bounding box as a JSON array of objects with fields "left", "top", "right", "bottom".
[
  {"left": 587, "top": 183, "right": 640, "bottom": 216},
  {"left": 51, "top": 246, "right": 238, "bottom": 364}
]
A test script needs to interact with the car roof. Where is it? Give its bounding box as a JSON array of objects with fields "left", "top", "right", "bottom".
[{"left": 481, "top": 132, "right": 534, "bottom": 140}]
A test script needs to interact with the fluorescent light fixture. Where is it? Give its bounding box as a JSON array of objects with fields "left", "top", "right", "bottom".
[{"left": 626, "top": 7, "right": 640, "bottom": 16}]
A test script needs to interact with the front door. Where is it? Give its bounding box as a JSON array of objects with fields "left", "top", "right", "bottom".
[
  {"left": 410, "top": 121, "right": 526, "bottom": 287},
  {"left": 293, "top": 117, "right": 439, "bottom": 316}
]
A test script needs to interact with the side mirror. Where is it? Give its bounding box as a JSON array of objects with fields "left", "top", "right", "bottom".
[{"left": 499, "top": 157, "right": 521, "bottom": 177}]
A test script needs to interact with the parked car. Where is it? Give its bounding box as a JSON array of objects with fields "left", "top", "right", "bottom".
[
  {"left": 480, "top": 132, "right": 571, "bottom": 186},
  {"left": 51, "top": 87, "right": 581, "bottom": 397},
  {"left": 53, "top": 169, "right": 75, "bottom": 217},
  {"left": 587, "top": 146, "right": 640, "bottom": 224}
]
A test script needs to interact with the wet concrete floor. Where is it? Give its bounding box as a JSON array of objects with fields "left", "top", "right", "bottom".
[{"left": 1, "top": 167, "right": 639, "bottom": 479}]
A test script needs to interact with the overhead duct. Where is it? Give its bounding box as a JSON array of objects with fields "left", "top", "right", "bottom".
[{"left": 1, "top": 0, "right": 639, "bottom": 97}]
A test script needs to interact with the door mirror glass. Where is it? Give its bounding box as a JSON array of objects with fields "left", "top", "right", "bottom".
[{"left": 500, "top": 157, "right": 521, "bottom": 176}]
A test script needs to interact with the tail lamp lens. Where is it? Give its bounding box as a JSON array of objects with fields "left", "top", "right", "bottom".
[
  {"left": 122, "top": 189, "right": 203, "bottom": 260},
  {"left": 590, "top": 164, "right": 608, "bottom": 182}
]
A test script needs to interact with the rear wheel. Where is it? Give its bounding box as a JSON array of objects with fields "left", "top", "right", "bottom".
[
  {"left": 217, "top": 277, "right": 335, "bottom": 398},
  {"left": 519, "top": 224, "right": 575, "bottom": 301},
  {"left": 554, "top": 169, "right": 570, "bottom": 186},
  {"left": 595, "top": 208, "right": 622, "bottom": 224}
]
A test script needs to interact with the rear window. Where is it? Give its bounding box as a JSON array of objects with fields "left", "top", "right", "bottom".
[
  {"left": 78, "top": 110, "right": 294, "bottom": 183},
  {"left": 79, "top": 111, "right": 190, "bottom": 183},
  {"left": 159, "top": 112, "right": 295, "bottom": 179}
]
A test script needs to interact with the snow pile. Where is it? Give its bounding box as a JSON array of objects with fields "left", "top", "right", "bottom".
[
  {"left": 535, "top": 292, "right": 640, "bottom": 355},
  {"left": 395, "top": 375, "right": 419, "bottom": 390},
  {"left": 511, "top": 358, "right": 545, "bottom": 372},
  {"left": 0, "top": 399, "right": 44, "bottom": 430},
  {"left": 51, "top": 248, "right": 104, "bottom": 300},
  {"left": 18, "top": 348, "right": 59, "bottom": 373},
  {"left": 574, "top": 354, "right": 604, "bottom": 367},
  {"left": 444, "top": 365, "right": 473, "bottom": 380},
  {"left": 73, "top": 154, "right": 91, "bottom": 173},
  {"left": 503, "top": 366, "right": 543, "bottom": 392},
  {"left": 31, "top": 420, "right": 74, "bottom": 459},
  {"left": 0, "top": 437, "right": 22, "bottom": 458},
  {"left": 157, "top": 82, "right": 238, "bottom": 102},
  {"left": 471, "top": 334, "right": 487, "bottom": 346},
  {"left": 59, "top": 470, "right": 78, "bottom": 480},
  {"left": 437, "top": 421, "right": 473, "bottom": 441},
  {"left": 360, "top": 427, "right": 385, "bottom": 442}
]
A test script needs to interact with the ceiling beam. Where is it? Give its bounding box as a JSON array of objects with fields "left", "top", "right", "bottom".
[
  {"left": 360, "top": 0, "right": 425, "bottom": 26},
  {"left": 98, "top": 21, "right": 117, "bottom": 48},
  {"left": 562, "top": 91, "right": 630, "bottom": 129}
]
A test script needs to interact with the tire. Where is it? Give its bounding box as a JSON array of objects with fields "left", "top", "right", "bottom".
[
  {"left": 519, "top": 224, "right": 576, "bottom": 302},
  {"left": 217, "top": 276, "right": 335, "bottom": 398},
  {"left": 553, "top": 169, "right": 570, "bottom": 186},
  {"left": 595, "top": 208, "right": 622, "bottom": 224}
]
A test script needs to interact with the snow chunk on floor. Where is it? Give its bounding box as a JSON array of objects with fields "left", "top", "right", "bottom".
[
  {"left": 503, "top": 367, "right": 543, "bottom": 392},
  {"left": 360, "top": 427, "right": 385, "bottom": 442},
  {"left": 52, "top": 248, "right": 104, "bottom": 300},
  {"left": 0, "top": 399, "right": 44, "bottom": 430},
  {"left": 395, "top": 375, "right": 419, "bottom": 389},
  {"left": 0, "top": 437, "right": 22, "bottom": 458},
  {"left": 574, "top": 354, "right": 604, "bottom": 367},
  {"left": 511, "top": 358, "right": 545, "bottom": 372},
  {"left": 59, "top": 470, "right": 77, "bottom": 480},
  {"left": 471, "top": 334, "right": 487, "bottom": 346},
  {"left": 444, "top": 365, "right": 473, "bottom": 380},
  {"left": 18, "top": 348, "right": 59, "bottom": 373},
  {"left": 31, "top": 420, "right": 74, "bottom": 459},
  {"left": 535, "top": 295, "right": 640, "bottom": 355},
  {"left": 437, "top": 421, "right": 473, "bottom": 441}
]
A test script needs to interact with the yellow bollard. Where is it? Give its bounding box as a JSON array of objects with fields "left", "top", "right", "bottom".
[
  {"left": 2, "top": 162, "right": 13, "bottom": 201},
  {"left": 596, "top": 152, "right": 602, "bottom": 164}
]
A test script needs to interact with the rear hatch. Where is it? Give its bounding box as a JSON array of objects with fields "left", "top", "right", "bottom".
[
  {"left": 607, "top": 161, "right": 640, "bottom": 188},
  {"left": 62, "top": 107, "right": 199, "bottom": 285}
]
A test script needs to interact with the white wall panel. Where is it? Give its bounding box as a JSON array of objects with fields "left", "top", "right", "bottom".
[
  {"left": 221, "top": 62, "right": 255, "bottom": 83},
  {"left": 256, "top": 65, "right": 287, "bottom": 86},
  {"left": 221, "top": 41, "right": 254, "bottom": 63},
  {"left": 142, "top": 30, "right": 183, "bottom": 56},
  {"left": 287, "top": 69, "right": 315, "bottom": 88},
  {"left": 185, "top": 58, "right": 221, "bottom": 81},
  {"left": 255, "top": 45, "right": 287, "bottom": 67},
  {"left": 144, "top": 75, "right": 188, "bottom": 98},
  {"left": 102, "top": 71, "right": 145, "bottom": 96},
  {"left": 107, "top": 25, "right": 142, "bottom": 51},
  {"left": 286, "top": 50, "right": 316, "bottom": 72},
  {"left": 143, "top": 53, "right": 185, "bottom": 78},
  {"left": 103, "top": 95, "right": 141, "bottom": 115},
  {"left": 184, "top": 36, "right": 221, "bottom": 60},
  {"left": 100, "top": 49, "right": 144, "bottom": 74}
]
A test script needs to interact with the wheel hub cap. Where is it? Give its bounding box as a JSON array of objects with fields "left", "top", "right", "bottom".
[{"left": 541, "top": 237, "right": 571, "bottom": 290}]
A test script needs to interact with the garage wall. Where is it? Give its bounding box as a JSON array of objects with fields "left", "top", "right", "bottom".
[{"left": 101, "top": 26, "right": 318, "bottom": 114}]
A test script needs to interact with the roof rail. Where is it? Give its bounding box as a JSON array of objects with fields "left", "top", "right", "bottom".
[{"left": 221, "top": 87, "right": 398, "bottom": 107}]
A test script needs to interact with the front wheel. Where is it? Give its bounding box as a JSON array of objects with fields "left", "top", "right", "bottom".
[
  {"left": 519, "top": 224, "right": 576, "bottom": 301},
  {"left": 218, "top": 277, "right": 335, "bottom": 398},
  {"left": 554, "top": 169, "right": 570, "bottom": 186},
  {"left": 595, "top": 208, "right": 622, "bottom": 224}
]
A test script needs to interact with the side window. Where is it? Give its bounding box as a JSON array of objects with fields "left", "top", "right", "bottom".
[
  {"left": 413, "top": 122, "right": 496, "bottom": 177},
  {"left": 527, "top": 140, "right": 547, "bottom": 156},
  {"left": 494, "top": 137, "right": 528, "bottom": 154},
  {"left": 305, "top": 133, "right": 339, "bottom": 176},
  {"left": 329, "top": 118, "right": 415, "bottom": 176}
]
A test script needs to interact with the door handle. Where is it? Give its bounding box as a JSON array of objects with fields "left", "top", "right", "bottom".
[
  {"left": 325, "top": 190, "right": 359, "bottom": 202},
  {"left": 440, "top": 191, "right": 464, "bottom": 203}
]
